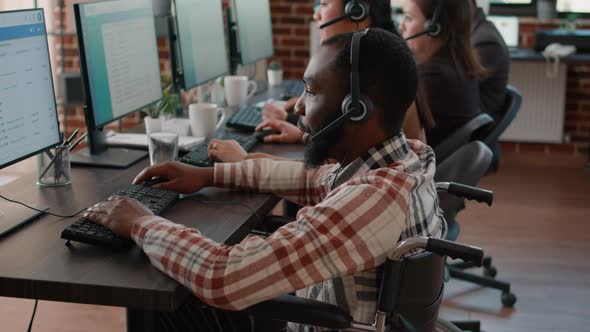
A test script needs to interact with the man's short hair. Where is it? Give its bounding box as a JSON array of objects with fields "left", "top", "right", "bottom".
[{"left": 322, "top": 28, "right": 418, "bottom": 135}]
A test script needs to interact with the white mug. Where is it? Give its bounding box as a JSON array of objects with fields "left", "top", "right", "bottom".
[
  {"left": 224, "top": 75, "right": 257, "bottom": 107},
  {"left": 189, "top": 103, "right": 226, "bottom": 138}
]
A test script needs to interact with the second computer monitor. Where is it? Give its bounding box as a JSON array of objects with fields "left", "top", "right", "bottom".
[
  {"left": 233, "top": 0, "right": 274, "bottom": 65},
  {"left": 174, "top": 0, "right": 229, "bottom": 90},
  {"left": 76, "top": 0, "right": 162, "bottom": 129}
]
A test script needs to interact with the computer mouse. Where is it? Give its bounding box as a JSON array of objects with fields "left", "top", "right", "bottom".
[
  {"left": 253, "top": 129, "right": 278, "bottom": 141},
  {"left": 141, "top": 177, "right": 170, "bottom": 187}
]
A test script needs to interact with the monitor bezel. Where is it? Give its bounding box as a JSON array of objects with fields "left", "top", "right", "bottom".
[
  {"left": 75, "top": 0, "right": 162, "bottom": 130},
  {"left": 171, "top": 0, "right": 230, "bottom": 90},
  {"left": 232, "top": 0, "right": 275, "bottom": 66},
  {"left": 0, "top": 8, "right": 62, "bottom": 170},
  {"left": 556, "top": 0, "right": 590, "bottom": 16}
]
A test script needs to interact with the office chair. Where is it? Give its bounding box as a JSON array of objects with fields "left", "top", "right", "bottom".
[
  {"left": 434, "top": 113, "right": 494, "bottom": 165},
  {"left": 480, "top": 85, "right": 523, "bottom": 173},
  {"left": 246, "top": 236, "right": 484, "bottom": 332},
  {"left": 435, "top": 141, "right": 517, "bottom": 307}
]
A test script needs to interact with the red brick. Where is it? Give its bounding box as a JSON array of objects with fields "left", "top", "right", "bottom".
[
  {"left": 273, "top": 27, "right": 291, "bottom": 35},
  {"left": 281, "top": 38, "right": 306, "bottom": 47},
  {"left": 281, "top": 16, "right": 305, "bottom": 25},
  {"left": 270, "top": 4, "right": 292, "bottom": 14},
  {"left": 294, "top": 4, "right": 314, "bottom": 15}
]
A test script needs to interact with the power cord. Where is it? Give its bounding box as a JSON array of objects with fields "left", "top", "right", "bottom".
[
  {"left": 0, "top": 193, "right": 87, "bottom": 219},
  {"left": 187, "top": 198, "right": 269, "bottom": 233},
  {"left": 27, "top": 299, "right": 38, "bottom": 332}
]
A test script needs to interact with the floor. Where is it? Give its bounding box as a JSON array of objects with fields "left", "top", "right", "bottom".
[{"left": 1, "top": 152, "right": 589, "bottom": 331}]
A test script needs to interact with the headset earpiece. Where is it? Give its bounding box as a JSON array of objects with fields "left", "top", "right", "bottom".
[
  {"left": 424, "top": 0, "right": 442, "bottom": 37},
  {"left": 344, "top": 0, "right": 369, "bottom": 23},
  {"left": 341, "top": 94, "right": 373, "bottom": 121}
]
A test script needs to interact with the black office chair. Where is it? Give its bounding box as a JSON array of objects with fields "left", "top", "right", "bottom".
[
  {"left": 435, "top": 141, "right": 517, "bottom": 308},
  {"left": 480, "top": 85, "right": 523, "bottom": 173},
  {"left": 434, "top": 113, "right": 494, "bottom": 165},
  {"left": 246, "top": 236, "right": 484, "bottom": 332}
]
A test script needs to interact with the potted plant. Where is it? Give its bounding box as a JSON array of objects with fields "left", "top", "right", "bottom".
[
  {"left": 267, "top": 60, "right": 283, "bottom": 86},
  {"left": 144, "top": 72, "right": 181, "bottom": 134}
]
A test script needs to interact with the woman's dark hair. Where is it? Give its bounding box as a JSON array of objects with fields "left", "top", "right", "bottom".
[
  {"left": 366, "top": 0, "right": 396, "bottom": 34},
  {"left": 414, "top": 0, "right": 486, "bottom": 79}
]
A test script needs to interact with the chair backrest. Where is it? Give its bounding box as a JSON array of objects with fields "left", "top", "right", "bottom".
[
  {"left": 434, "top": 113, "right": 494, "bottom": 164},
  {"left": 482, "top": 85, "right": 522, "bottom": 146},
  {"left": 381, "top": 252, "right": 445, "bottom": 332},
  {"left": 434, "top": 141, "right": 493, "bottom": 240}
]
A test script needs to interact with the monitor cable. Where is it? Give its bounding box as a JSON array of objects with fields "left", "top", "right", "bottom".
[
  {"left": 0, "top": 193, "right": 86, "bottom": 219},
  {"left": 27, "top": 299, "right": 38, "bottom": 332}
]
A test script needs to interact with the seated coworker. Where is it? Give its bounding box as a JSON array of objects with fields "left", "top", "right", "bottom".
[
  {"left": 471, "top": 0, "right": 510, "bottom": 120},
  {"left": 84, "top": 29, "right": 446, "bottom": 331},
  {"left": 400, "top": 0, "right": 486, "bottom": 148}
]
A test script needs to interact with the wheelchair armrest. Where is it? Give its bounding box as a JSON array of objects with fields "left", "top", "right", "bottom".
[{"left": 245, "top": 294, "right": 353, "bottom": 329}]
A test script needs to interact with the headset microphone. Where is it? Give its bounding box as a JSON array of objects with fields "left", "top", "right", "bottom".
[
  {"left": 319, "top": 0, "right": 369, "bottom": 30},
  {"left": 404, "top": 0, "right": 442, "bottom": 41}
]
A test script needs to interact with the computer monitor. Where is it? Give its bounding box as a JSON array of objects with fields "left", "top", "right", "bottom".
[
  {"left": 487, "top": 16, "right": 520, "bottom": 49},
  {"left": 0, "top": 8, "right": 60, "bottom": 235},
  {"left": 229, "top": 0, "right": 274, "bottom": 71},
  {"left": 557, "top": 0, "right": 590, "bottom": 14},
  {"left": 172, "top": 0, "right": 229, "bottom": 90},
  {"left": 490, "top": 0, "right": 532, "bottom": 4},
  {"left": 72, "top": 0, "right": 162, "bottom": 168}
]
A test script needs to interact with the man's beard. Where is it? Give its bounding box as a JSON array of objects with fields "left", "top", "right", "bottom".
[{"left": 301, "top": 116, "right": 342, "bottom": 168}]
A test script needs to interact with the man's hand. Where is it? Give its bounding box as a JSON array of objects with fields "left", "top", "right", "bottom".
[
  {"left": 256, "top": 119, "right": 304, "bottom": 144},
  {"left": 208, "top": 139, "right": 248, "bottom": 162},
  {"left": 83, "top": 196, "right": 154, "bottom": 238},
  {"left": 262, "top": 102, "right": 288, "bottom": 121},
  {"left": 133, "top": 161, "right": 214, "bottom": 194}
]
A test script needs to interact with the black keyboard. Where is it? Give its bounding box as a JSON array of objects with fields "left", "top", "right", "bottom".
[
  {"left": 61, "top": 179, "right": 179, "bottom": 249},
  {"left": 179, "top": 132, "right": 263, "bottom": 167},
  {"left": 226, "top": 104, "right": 262, "bottom": 131}
]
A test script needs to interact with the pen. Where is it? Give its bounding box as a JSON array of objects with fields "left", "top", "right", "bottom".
[
  {"left": 68, "top": 131, "right": 88, "bottom": 152},
  {"left": 63, "top": 128, "right": 80, "bottom": 147}
]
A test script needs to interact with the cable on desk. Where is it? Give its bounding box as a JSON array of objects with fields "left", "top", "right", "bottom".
[
  {"left": 27, "top": 299, "right": 38, "bottom": 332},
  {"left": 0, "top": 193, "right": 87, "bottom": 219},
  {"left": 187, "top": 198, "right": 269, "bottom": 233}
]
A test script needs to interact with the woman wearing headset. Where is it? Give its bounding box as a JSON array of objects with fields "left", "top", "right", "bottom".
[
  {"left": 399, "top": 0, "right": 485, "bottom": 148},
  {"left": 209, "top": 0, "right": 430, "bottom": 162}
]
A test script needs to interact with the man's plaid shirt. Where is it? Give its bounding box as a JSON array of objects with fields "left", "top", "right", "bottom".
[{"left": 130, "top": 133, "right": 446, "bottom": 328}]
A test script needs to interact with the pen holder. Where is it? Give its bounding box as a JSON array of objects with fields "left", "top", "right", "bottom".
[{"left": 36, "top": 145, "right": 72, "bottom": 187}]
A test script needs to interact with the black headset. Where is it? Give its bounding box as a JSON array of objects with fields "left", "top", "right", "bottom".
[
  {"left": 319, "top": 0, "right": 370, "bottom": 30},
  {"left": 311, "top": 28, "right": 374, "bottom": 143},
  {"left": 405, "top": 0, "right": 443, "bottom": 41}
]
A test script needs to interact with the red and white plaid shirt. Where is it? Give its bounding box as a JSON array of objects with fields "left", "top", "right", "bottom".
[{"left": 131, "top": 133, "right": 446, "bottom": 328}]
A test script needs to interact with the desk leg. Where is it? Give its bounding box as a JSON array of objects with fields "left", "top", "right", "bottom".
[{"left": 126, "top": 308, "right": 160, "bottom": 332}]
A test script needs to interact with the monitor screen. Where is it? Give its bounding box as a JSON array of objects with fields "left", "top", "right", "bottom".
[
  {"left": 557, "top": 0, "right": 590, "bottom": 13},
  {"left": 487, "top": 16, "right": 520, "bottom": 48},
  {"left": 76, "top": 0, "right": 162, "bottom": 129},
  {"left": 491, "top": 0, "right": 532, "bottom": 4},
  {"left": 0, "top": 9, "right": 61, "bottom": 169},
  {"left": 233, "top": 0, "right": 274, "bottom": 65},
  {"left": 174, "top": 0, "right": 229, "bottom": 90}
]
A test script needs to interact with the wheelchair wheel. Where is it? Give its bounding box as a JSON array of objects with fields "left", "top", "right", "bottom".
[{"left": 435, "top": 319, "right": 463, "bottom": 332}]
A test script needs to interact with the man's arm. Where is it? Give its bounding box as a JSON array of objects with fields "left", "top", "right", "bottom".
[
  {"left": 215, "top": 158, "right": 335, "bottom": 207},
  {"left": 131, "top": 177, "right": 409, "bottom": 311}
]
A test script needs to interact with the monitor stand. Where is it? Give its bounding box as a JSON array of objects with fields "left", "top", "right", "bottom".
[
  {"left": 0, "top": 201, "right": 46, "bottom": 238},
  {"left": 70, "top": 128, "right": 147, "bottom": 169},
  {"left": 71, "top": 147, "right": 147, "bottom": 169}
]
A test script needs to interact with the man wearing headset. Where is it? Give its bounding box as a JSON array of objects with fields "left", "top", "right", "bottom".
[{"left": 84, "top": 28, "right": 446, "bottom": 331}]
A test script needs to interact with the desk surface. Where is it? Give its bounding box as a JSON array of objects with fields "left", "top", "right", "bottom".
[
  {"left": 510, "top": 48, "right": 590, "bottom": 64},
  {"left": 0, "top": 140, "right": 303, "bottom": 312}
]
